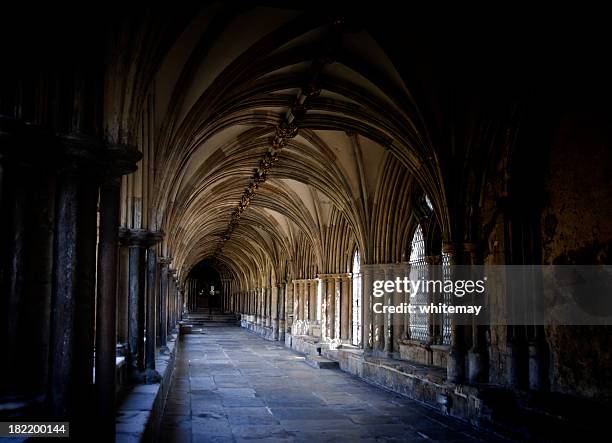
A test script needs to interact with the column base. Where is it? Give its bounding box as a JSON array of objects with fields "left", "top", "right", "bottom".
[
  {"left": 159, "top": 346, "right": 170, "bottom": 355},
  {"left": 467, "top": 348, "right": 486, "bottom": 383},
  {"left": 144, "top": 369, "right": 162, "bottom": 384}
]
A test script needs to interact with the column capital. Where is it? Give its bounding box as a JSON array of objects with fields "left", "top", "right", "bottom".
[
  {"left": 118, "top": 228, "right": 164, "bottom": 248},
  {"left": 159, "top": 256, "right": 173, "bottom": 266}
]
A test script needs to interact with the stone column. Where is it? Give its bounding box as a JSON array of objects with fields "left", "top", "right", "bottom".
[
  {"left": 117, "top": 234, "right": 130, "bottom": 348},
  {"left": 126, "top": 230, "right": 148, "bottom": 377},
  {"left": 425, "top": 257, "right": 441, "bottom": 344},
  {"left": 391, "top": 264, "right": 404, "bottom": 353},
  {"left": 361, "top": 265, "right": 373, "bottom": 351},
  {"left": 296, "top": 281, "right": 303, "bottom": 321},
  {"left": 145, "top": 232, "right": 163, "bottom": 383},
  {"left": 278, "top": 283, "right": 285, "bottom": 341},
  {"left": 372, "top": 266, "right": 385, "bottom": 352},
  {"left": 443, "top": 242, "right": 475, "bottom": 384},
  {"left": 287, "top": 281, "right": 294, "bottom": 334},
  {"left": 340, "top": 274, "right": 351, "bottom": 342},
  {"left": 266, "top": 287, "right": 272, "bottom": 328},
  {"left": 49, "top": 165, "right": 98, "bottom": 420},
  {"left": 402, "top": 262, "right": 411, "bottom": 340},
  {"left": 326, "top": 276, "right": 335, "bottom": 339},
  {"left": 271, "top": 284, "right": 279, "bottom": 340},
  {"left": 159, "top": 257, "right": 171, "bottom": 353},
  {"left": 309, "top": 279, "right": 317, "bottom": 322},
  {"left": 94, "top": 177, "right": 121, "bottom": 440},
  {"left": 383, "top": 265, "right": 392, "bottom": 354},
  {"left": 334, "top": 276, "right": 341, "bottom": 340}
]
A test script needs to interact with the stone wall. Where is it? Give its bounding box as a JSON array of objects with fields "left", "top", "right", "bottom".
[{"left": 540, "top": 110, "right": 612, "bottom": 398}]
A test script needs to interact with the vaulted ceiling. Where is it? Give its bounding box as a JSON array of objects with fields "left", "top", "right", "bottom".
[{"left": 125, "top": 4, "right": 441, "bottom": 286}]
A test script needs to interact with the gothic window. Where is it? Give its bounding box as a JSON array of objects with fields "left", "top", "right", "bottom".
[{"left": 409, "top": 225, "right": 428, "bottom": 342}]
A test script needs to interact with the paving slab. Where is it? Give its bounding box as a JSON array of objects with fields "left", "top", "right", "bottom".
[{"left": 159, "top": 321, "right": 494, "bottom": 442}]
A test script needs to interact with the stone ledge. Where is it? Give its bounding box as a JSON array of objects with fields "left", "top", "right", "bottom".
[{"left": 115, "top": 333, "right": 178, "bottom": 443}]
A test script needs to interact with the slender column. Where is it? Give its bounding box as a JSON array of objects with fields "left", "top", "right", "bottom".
[
  {"left": 266, "top": 287, "right": 272, "bottom": 328},
  {"left": 117, "top": 233, "right": 130, "bottom": 347},
  {"left": 309, "top": 279, "right": 317, "bottom": 322},
  {"left": 333, "top": 276, "right": 341, "bottom": 340},
  {"left": 127, "top": 231, "right": 148, "bottom": 376},
  {"left": 95, "top": 178, "right": 121, "bottom": 441},
  {"left": 271, "top": 284, "right": 279, "bottom": 340},
  {"left": 296, "top": 281, "right": 303, "bottom": 321},
  {"left": 286, "top": 281, "right": 294, "bottom": 334},
  {"left": 340, "top": 274, "right": 351, "bottom": 341},
  {"left": 324, "top": 276, "right": 335, "bottom": 339},
  {"left": 402, "top": 262, "right": 411, "bottom": 339},
  {"left": 159, "top": 258, "right": 171, "bottom": 353},
  {"left": 372, "top": 266, "right": 385, "bottom": 352},
  {"left": 145, "top": 232, "right": 163, "bottom": 382},
  {"left": 278, "top": 283, "right": 285, "bottom": 341},
  {"left": 443, "top": 242, "right": 475, "bottom": 384},
  {"left": 383, "top": 266, "right": 392, "bottom": 353},
  {"left": 391, "top": 264, "right": 403, "bottom": 353},
  {"left": 361, "top": 265, "right": 373, "bottom": 351}
]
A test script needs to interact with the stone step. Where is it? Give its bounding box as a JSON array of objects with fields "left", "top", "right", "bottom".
[{"left": 305, "top": 354, "right": 339, "bottom": 370}]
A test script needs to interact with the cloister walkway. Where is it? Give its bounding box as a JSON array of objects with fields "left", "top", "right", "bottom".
[{"left": 159, "top": 318, "right": 497, "bottom": 443}]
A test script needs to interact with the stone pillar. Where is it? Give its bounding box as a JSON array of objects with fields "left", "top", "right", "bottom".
[
  {"left": 372, "top": 266, "right": 385, "bottom": 352},
  {"left": 340, "top": 275, "right": 350, "bottom": 341},
  {"left": 296, "top": 281, "right": 303, "bottom": 321},
  {"left": 309, "top": 279, "right": 317, "bottom": 322},
  {"left": 361, "top": 265, "right": 373, "bottom": 351},
  {"left": 49, "top": 165, "right": 98, "bottom": 420},
  {"left": 402, "top": 262, "right": 411, "bottom": 340},
  {"left": 325, "top": 276, "right": 335, "bottom": 339},
  {"left": 425, "top": 257, "right": 441, "bottom": 344},
  {"left": 266, "top": 287, "right": 272, "bottom": 328},
  {"left": 126, "top": 230, "right": 148, "bottom": 376},
  {"left": 347, "top": 275, "right": 353, "bottom": 344},
  {"left": 443, "top": 242, "right": 475, "bottom": 384},
  {"left": 94, "top": 178, "right": 121, "bottom": 440},
  {"left": 271, "top": 284, "right": 279, "bottom": 340},
  {"left": 278, "top": 283, "right": 285, "bottom": 341},
  {"left": 159, "top": 257, "right": 171, "bottom": 353},
  {"left": 145, "top": 232, "right": 163, "bottom": 383},
  {"left": 391, "top": 264, "right": 404, "bottom": 353},
  {"left": 287, "top": 281, "right": 294, "bottom": 334},
  {"left": 117, "top": 236, "right": 130, "bottom": 347},
  {"left": 383, "top": 266, "right": 392, "bottom": 354},
  {"left": 333, "top": 276, "right": 341, "bottom": 340}
]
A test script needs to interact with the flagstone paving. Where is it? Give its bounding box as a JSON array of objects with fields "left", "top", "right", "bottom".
[{"left": 160, "top": 324, "right": 500, "bottom": 442}]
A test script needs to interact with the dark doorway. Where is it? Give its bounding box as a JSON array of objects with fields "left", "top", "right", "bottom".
[{"left": 187, "top": 260, "right": 223, "bottom": 312}]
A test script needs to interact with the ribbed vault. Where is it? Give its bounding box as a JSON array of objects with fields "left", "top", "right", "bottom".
[{"left": 126, "top": 4, "right": 441, "bottom": 291}]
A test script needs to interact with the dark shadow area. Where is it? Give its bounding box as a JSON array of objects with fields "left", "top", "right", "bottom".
[{"left": 187, "top": 260, "right": 223, "bottom": 312}]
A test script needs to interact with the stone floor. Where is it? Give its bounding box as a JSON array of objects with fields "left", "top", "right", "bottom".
[{"left": 160, "top": 323, "right": 502, "bottom": 442}]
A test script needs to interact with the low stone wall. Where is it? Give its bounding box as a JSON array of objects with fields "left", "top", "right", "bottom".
[
  {"left": 398, "top": 340, "right": 449, "bottom": 368},
  {"left": 241, "top": 319, "right": 275, "bottom": 341},
  {"left": 115, "top": 333, "right": 178, "bottom": 443},
  {"left": 283, "top": 332, "right": 486, "bottom": 427}
]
